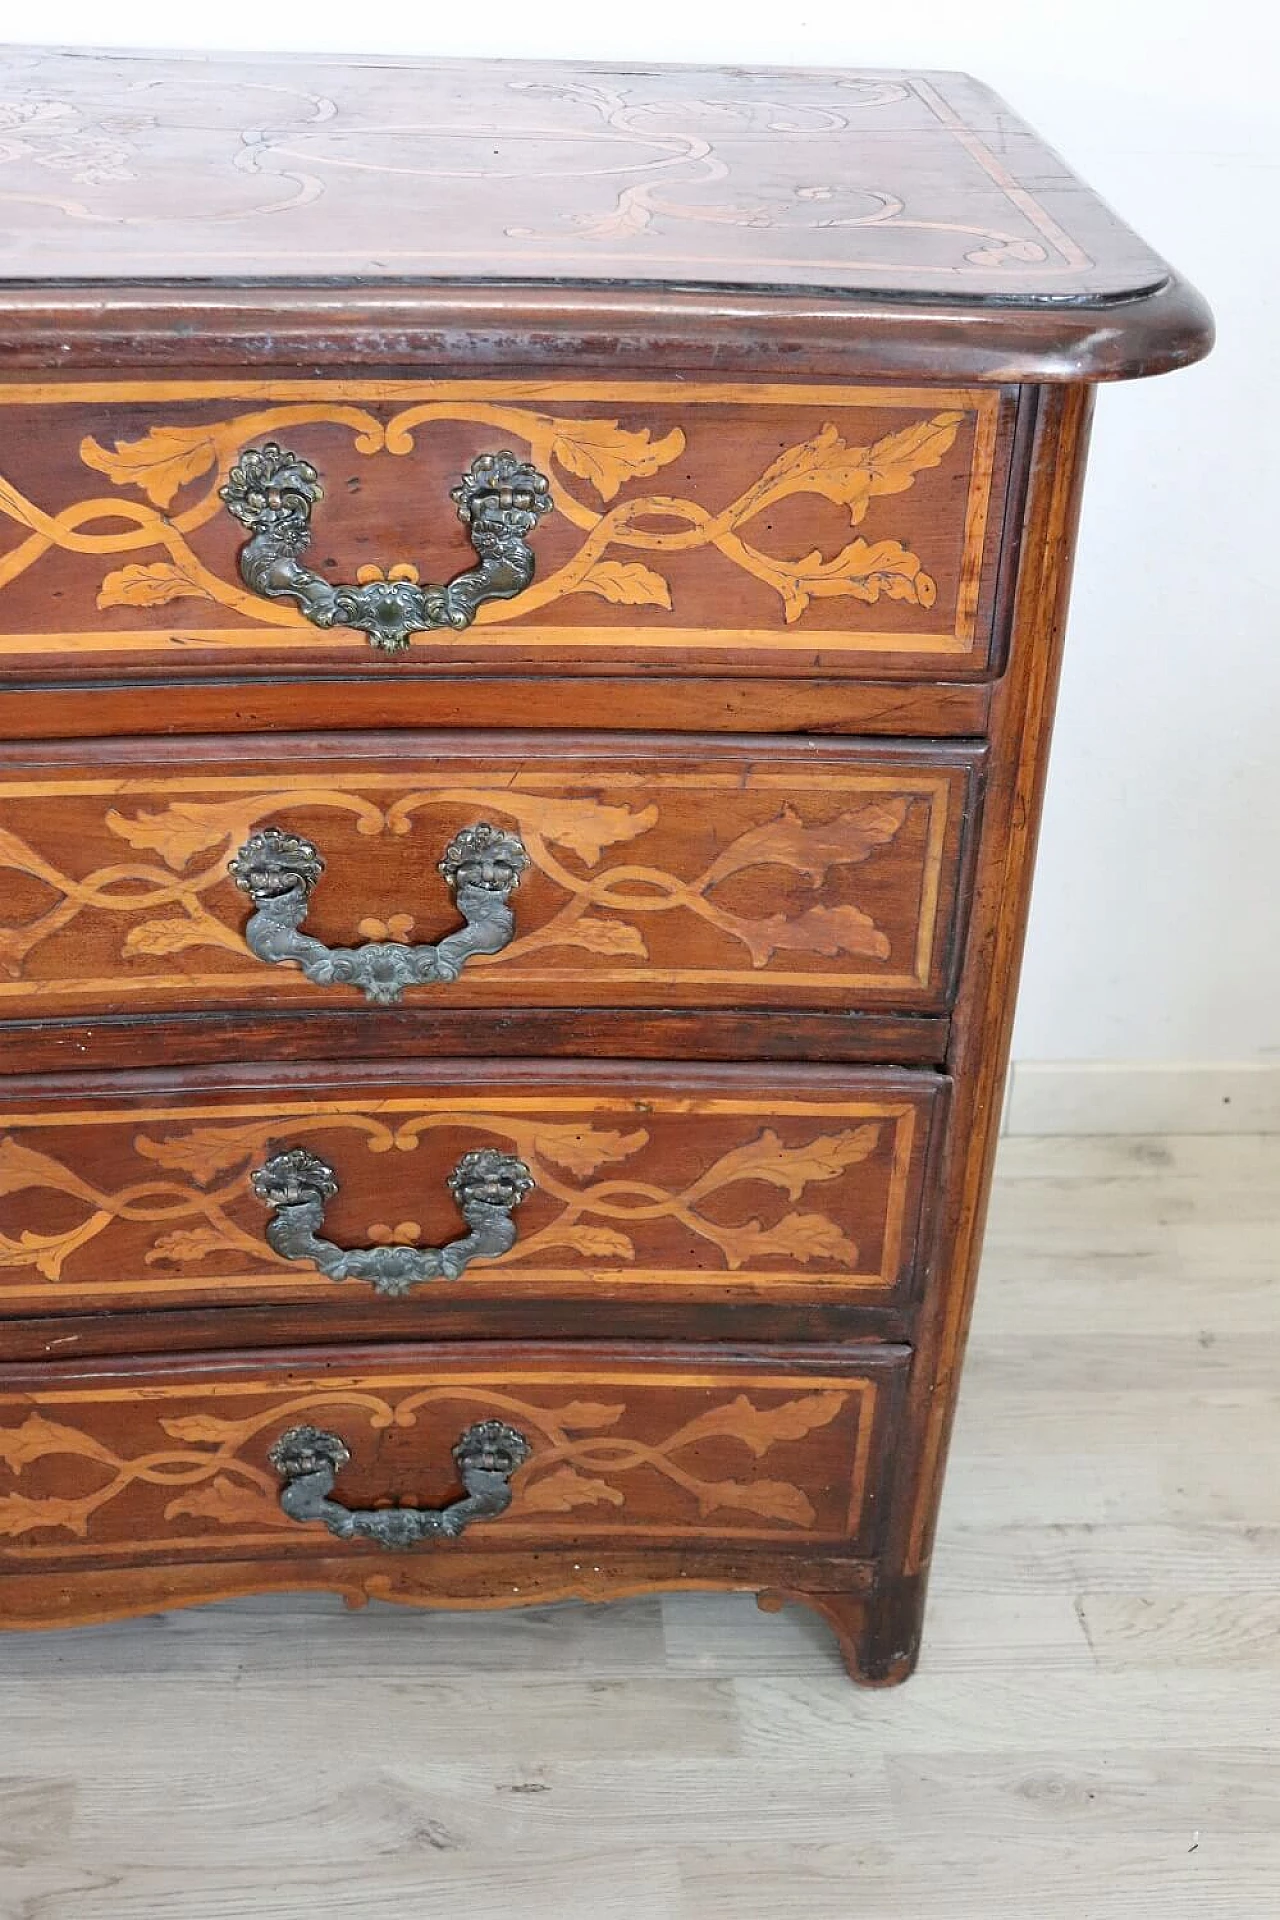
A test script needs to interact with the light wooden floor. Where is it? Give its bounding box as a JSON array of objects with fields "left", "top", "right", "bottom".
[{"left": 3, "top": 1134, "right": 1278, "bottom": 1919}]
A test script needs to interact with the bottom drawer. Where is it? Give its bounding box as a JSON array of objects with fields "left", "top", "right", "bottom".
[{"left": 0, "top": 1343, "right": 908, "bottom": 1581}]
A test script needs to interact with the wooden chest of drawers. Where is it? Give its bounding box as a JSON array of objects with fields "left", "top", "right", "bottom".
[{"left": 0, "top": 47, "right": 1211, "bottom": 1680}]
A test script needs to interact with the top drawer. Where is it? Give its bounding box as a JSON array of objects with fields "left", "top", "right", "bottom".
[{"left": 0, "top": 378, "right": 1016, "bottom": 683}]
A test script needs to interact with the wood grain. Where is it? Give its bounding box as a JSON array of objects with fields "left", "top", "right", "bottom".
[
  {"left": 875, "top": 386, "right": 1097, "bottom": 1662},
  {"left": 0, "top": 52, "right": 1214, "bottom": 385},
  {"left": 0, "top": 675, "right": 995, "bottom": 744},
  {"left": 0, "top": 1007, "right": 951, "bottom": 1079},
  {"left": 0, "top": 276, "right": 1216, "bottom": 388}
]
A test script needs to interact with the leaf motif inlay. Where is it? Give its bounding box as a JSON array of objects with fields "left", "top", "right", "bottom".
[
  {"left": 0, "top": 1411, "right": 120, "bottom": 1474},
  {"left": 159, "top": 1413, "right": 254, "bottom": 1445},
  {"left": 695, "top": 1477, "right": 817, "bottom": 1526},
  {"left": 687, "top": 1124, "right": 880, "bottom": 1202},
  {"left": 666, "top": 1390, "right": 846, "bottom": 1457},
  {"left": 145, "top": 1226, "right": 246, "bottom": 1266},
  {"left": 729, "top": 903, "right": 891, "bottom": 969},
  {"left": 0, "top": 1381, "right": 860, "bottom": 1544},
  {"left": 163, "top": 1475, "right": 288, "bottom": 1529},
  {"left": 709, "top": 1213, "right": 860, "bottom": 1269},
  {"left": 519, "top": 1468, "right": 625, "bottom": 1512},
  {"left": 575, "top": 559, "right": 673, "bottom": 608},
  {"left": 104, "top": 799, "right": 278, "bottom": 871},
  {"left": 0, "top": 1107, "right": 888, "bottom": 1287},
  {"left": 515, "top": 915, "right": 649, "bottom": 959},
  {"left": 503, "top": 795, "right": 661, "bottom": 867},
  {"left": 79, "top": 423, "right": 223, "bottom": 507},
  {"left": 548, "top": 418, "right": 687, "bottom": 501},
  {"left": 96, "top": 558, "right": 210, "bottom": 609},
  {"left": 530, "top": 1124, "right": 649, "bottom": 1178},
  {"left": 122, "top": 916, "right": 218, "bottom": 957},
  {"left": 0, "top": 1491, "right": 97, "bottom": 1539},
  {"left": 0, "top": 399, "right": 973, "bottom": 639},
  {"left": 0, "top": 1135, "right": 103, "bottom": 1206},
  {"left": 134, "top": 1121, "right": 296, "bottom": 1185},
  {"left": 702, "top": 800, "right": 909, "bottom": 888}
]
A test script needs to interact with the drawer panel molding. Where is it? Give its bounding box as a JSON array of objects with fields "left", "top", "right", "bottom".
[
  {"left": 0, "top": 379, "right": 1014, "bottom": 681},
  {"left": 0, "top": 1063, "right": 944, "bottom": 1317},
  {"left": 0, "top": 735, "right": 982, "bottom": 1016},
  {"left": 0, "top": 1344, "right": 908, "bottom": 1564}
]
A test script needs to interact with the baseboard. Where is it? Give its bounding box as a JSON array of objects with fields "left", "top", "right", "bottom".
[{"left": 1003, "top": 1062, "right": 1280, "bottom": 1135}]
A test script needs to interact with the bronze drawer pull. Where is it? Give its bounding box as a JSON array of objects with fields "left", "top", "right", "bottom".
[
  {"left": 251, "top": 1145, "right": 533, "bottom": 1296},
  {"left": 268, "top": 1420, "right": 530, "bottom": 1548},
  {"left": 229, "top": 821, "right": 528, "bottom": 1004},
  {"left": 220, "top": 442, "right": 553, "bottom": 652}
]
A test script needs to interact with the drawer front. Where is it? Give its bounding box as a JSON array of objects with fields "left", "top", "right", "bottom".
[
  {"left": 0, "top": 379, "right": 1015, "bottom": 682},
  {"left": 0, "top": 735, "right": 982, "bottom": 1017},
  {"left": 0, "top": 1063, "right": 944, "bottom": 1318},
  {"left": 0, "top": 1344, "right": 907, "bottom": 1567}
]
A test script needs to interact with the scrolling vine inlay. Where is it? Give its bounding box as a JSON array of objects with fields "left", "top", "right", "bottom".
[
  {"left": 0, "top": 1092, "right": 922, "bottom": 1301},
  {"left": 0, "top": 402, "right": 965, "bottom": 629},
  {"left": 0, "top": 1372, "right": 875, "bottom": 1549},
  {"left": 0, "top": 380, "right": 1002, "bottom": 664},
  {"left": 0, "top": 757, "right": 963, "bottom": 1004}
]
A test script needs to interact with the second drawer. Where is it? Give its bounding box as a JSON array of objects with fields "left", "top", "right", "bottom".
[
  {"left": 0, "top": 731, "right": 983, "bottom": 1020},
  {"left": 0, "top": 1060, "right": 946, "bottom": 1322}
]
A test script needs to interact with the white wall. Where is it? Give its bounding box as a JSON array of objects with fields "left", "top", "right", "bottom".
[{"left": 7, "top": 5, "right": 1278, "bottom": 1118}]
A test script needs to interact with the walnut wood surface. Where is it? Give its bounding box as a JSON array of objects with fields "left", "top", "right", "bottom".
[
  {"left": 0, "top": 1547, "right": 878, "bottom": 1633},
  {"left": 0, "top": 55, "right": 1213, "bottom": 1676},
  {"left": 0, "top": 379, "right": 1014, "bottom": 684},
  {"left": 0, "top": 52, "right": 1181, "bottom": 302},
  {"left": 0, "top": 732, "right": 983, "bottom": 1021},
  {"left": 0, "top": 1059, "right": 944, "bottom": 1321},
  {"left": 0, "top": 1008, "right": 950, "bottom": 1078},
  {"left": 0, "top": 53, "right": 1212, "bottom": 382},
  {"left": 0, "top": 1341, "right": 908, "bottom": 1581},
  {"left": 881, "top": 384, "right": 1097, "bottom": 1624},
  {"left": 0, "top": 1288, "right": 917, "bottom": 1360},
  {"left": 0, "top": 676, "right": 994, "bottom": 744},
  {"left": 0, "top": 279, "right": 1215, "bottom": 385}
]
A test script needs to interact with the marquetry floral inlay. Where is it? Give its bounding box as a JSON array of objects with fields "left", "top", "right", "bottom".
[
  {"left": 0, "top": 1381, "right": 854, "bottom": 1543},
  {"left": 0, "top": 777, "right": 916, "bottom": 984},
  {"left": 0, "top": 398, "right": 965, "bottom": 630},
  {"left": 0, "top": 1110, "right": 882, "bottom": 1284}
]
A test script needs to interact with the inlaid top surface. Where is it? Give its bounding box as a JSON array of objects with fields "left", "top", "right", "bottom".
[{"left": 0, "top": 46, "right": 1173, "bottom": 304}]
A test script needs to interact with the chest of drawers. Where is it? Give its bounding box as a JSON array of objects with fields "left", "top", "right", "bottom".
[{"left": 0, "top": 47, "right": 1210, "bottom": 1679}]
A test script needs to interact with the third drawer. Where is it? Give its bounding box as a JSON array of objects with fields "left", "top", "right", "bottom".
[{"left": 0, "top": 1060, "right": 947, "bottom": 1328}]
